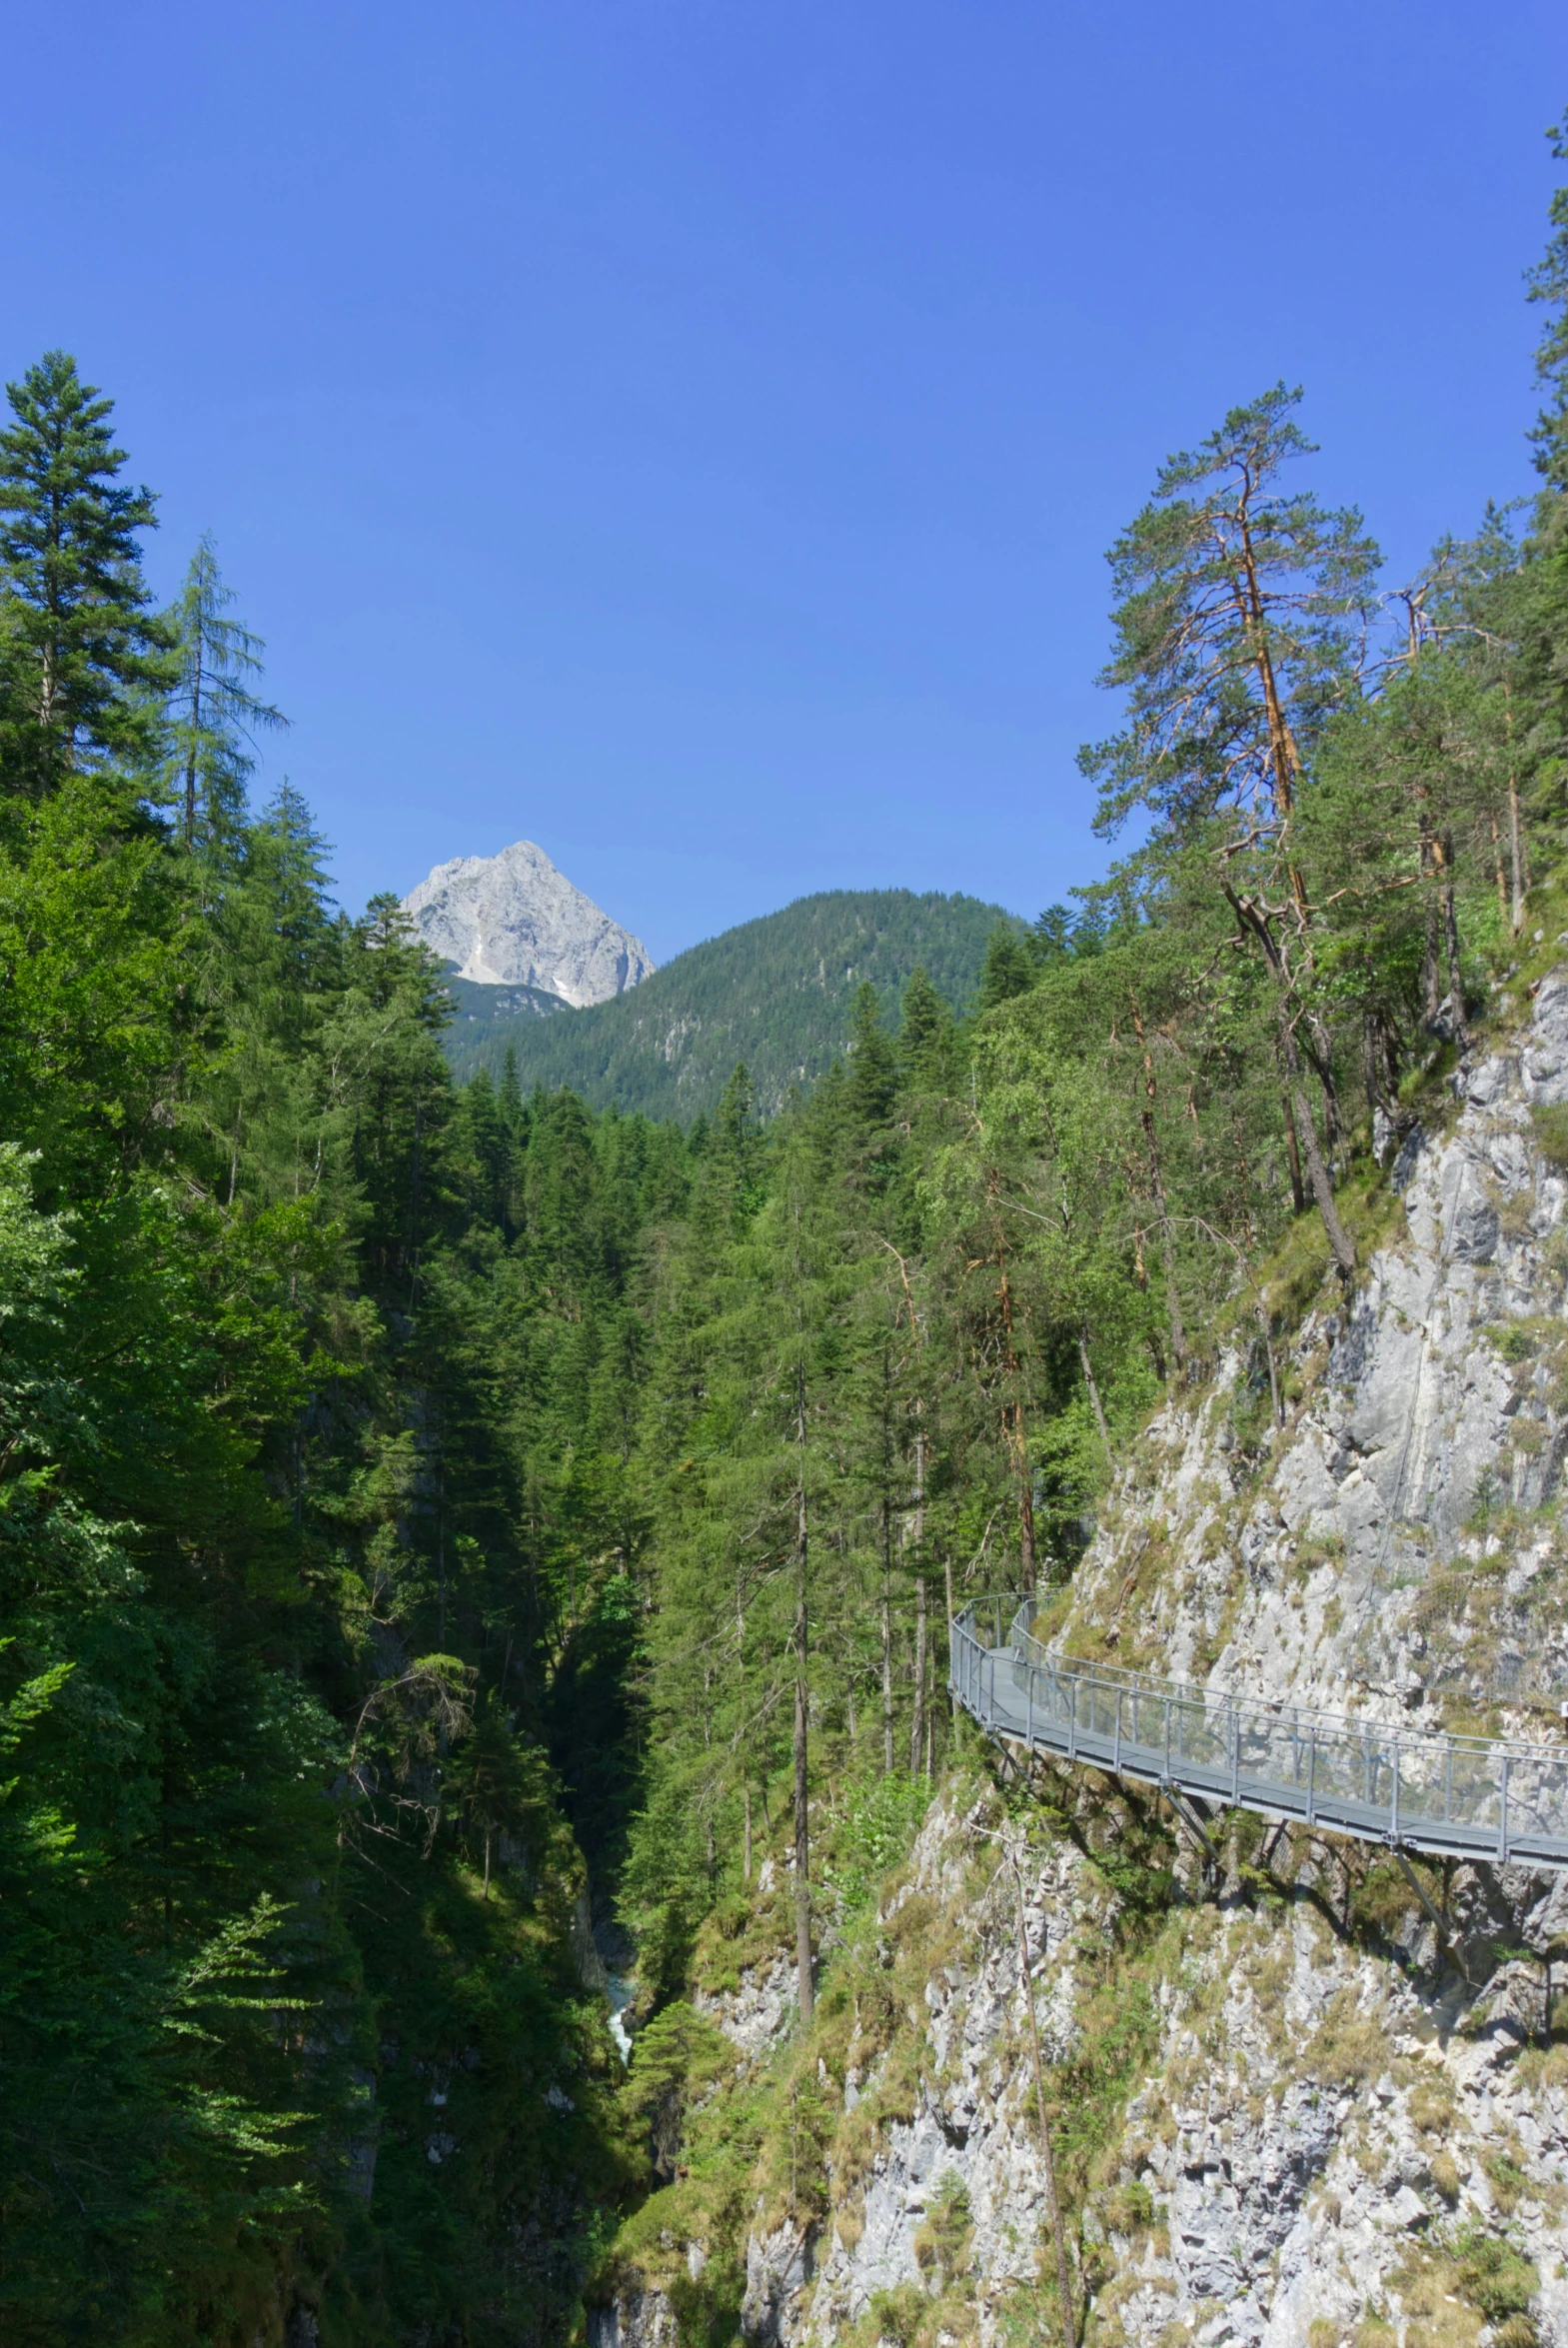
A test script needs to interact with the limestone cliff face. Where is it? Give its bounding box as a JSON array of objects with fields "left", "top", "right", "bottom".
[
  {"left": 596, "top": 1780, "right": 1568, "bottom": 2347},
  {"left": 591, "top": 977, "right": 1568, "bottom": 2348},
  {"left": 402, "top": 840, "right": 654, "bottom": 1007},
  {"left": 1053, "top": 967, "right": 1568, "bottom": 1729}
]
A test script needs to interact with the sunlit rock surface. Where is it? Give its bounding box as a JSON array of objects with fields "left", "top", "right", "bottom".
[{"left": 402, "top": 838, "right": 655, "bottom": 1007}]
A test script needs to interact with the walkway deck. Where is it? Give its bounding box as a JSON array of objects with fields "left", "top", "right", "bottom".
[{"left": 949, "top": 1596, "right": 1568, "bottom": 1871}]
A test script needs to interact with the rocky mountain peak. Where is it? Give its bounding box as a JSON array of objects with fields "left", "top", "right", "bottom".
[{"left": 401, "top": 840, "right": 655, "bottom": 1009}]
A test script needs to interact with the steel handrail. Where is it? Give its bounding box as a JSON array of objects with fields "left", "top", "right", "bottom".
[{"left": 948, "top": 1593, "right": 1568, "bottom": 1871}]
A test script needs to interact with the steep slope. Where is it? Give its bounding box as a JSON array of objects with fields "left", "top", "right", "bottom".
[
  {"left": 588, "top": 973, "right": 1568, "bottom": 2348},
  {"left": 593, "top": 1771, "right": 1568, "bottom": 2348},
  {"left": 442, "top": 887, "right": 1013, "bottom": 1120},
  {"left": 1045, "top": 962, "right": 1568, "bottom": 1729},
  {"left": 404, "top": 839, "right": 655, "bottom": 1006}
]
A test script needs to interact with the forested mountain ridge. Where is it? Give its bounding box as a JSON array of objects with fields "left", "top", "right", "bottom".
[
  {"left": 441, "top": 885, "right": 1015, "bottom": 1120},
  {"left": 0, "top": 108, "right": 1566, "bottom": 2348}
]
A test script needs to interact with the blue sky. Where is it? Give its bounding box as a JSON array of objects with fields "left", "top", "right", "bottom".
[{"left": 9, "top": 2, "right": 1567, "bottom": 962}]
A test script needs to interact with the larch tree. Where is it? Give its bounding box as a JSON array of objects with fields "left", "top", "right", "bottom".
[{"left": 165, "top": 535, "right": 288, "bottom": 850}]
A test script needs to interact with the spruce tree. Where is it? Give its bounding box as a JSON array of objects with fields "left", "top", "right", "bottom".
[
  {"left": 0, "top": 351, "right": 173, "bottom": 796},
  {"left": 846, "top": 983, "right": 898, "bottom": 1125},
  {"left": 977, "top": 924, "right": 1035, "bottom": 1009},
  {"left": 898, "top": 965, "right": 953, "bottom": 1088}
]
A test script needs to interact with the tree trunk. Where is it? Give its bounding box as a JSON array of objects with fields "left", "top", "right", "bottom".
[
  {"left": 1507, "top": 684, "right": 1527, "bottom": 935},
  {"left": 908, "top": 1426, "right": 927, "bottom": 1771},
  {"left": 791, "top": 1585, "right": 812, "bottom": 2026},
  {"left": 1420, "top": 823, "right": 1443, "bottom": 1029},
  {"left": 1288, "top": 1068, "right": 1355, "bottom": 1275},
  {"left": 944, "top": 1548, "right": 957, "bottom": 1724},
  {"left": 1442, "top": 862, "right": 1469, "bottom": 1053},
  {"left": 1076, "top": 1325, "right": 1113, "bottom": 1471},
  {"left": 1224, "top": 887, "right": 1355, "bottom": 1275},
  {"left": 992, "top": 1229, "right": 1036, "bottom": 1592},
  {"left": 909, "top": 1572, "right": 927, "bottom": 1776},
  {"left": 1149, "top": 1151, "right": 1186, "bottom": 1374},
  {"left": 185, "top": 634, "right": 204, "bottom": 848},
  {"left": 1008, "top": 1405, "right": 1037, "bottom": 1592},
  {"left": 1361, "top": 1011, "right": 1399, "bottom": 1126},
  {"left": 1130, "top": 1221, "right": 1168, "bottom": 1379},
  {"left": 1281, "top": 1096, "right": 1305, "bottom": 1213},
  {"left": 881, "top": 1497, "right": 894, "bottom": 1776},
  {"left": 1130, "top": 1002, "right": 1187, "bottom": 1372},
  {"left": 436, "top": 1463, "right": 447, "bottom": 1649},
  {"left": 737, "top": 1576, "right": 751, "bottom": 1876},
  {"left": 792, "top": 1377, "right": 813, "bottom": 2027}
]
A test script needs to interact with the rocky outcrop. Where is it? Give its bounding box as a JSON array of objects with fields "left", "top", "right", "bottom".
[
  {"left": 403, "top": 839, "right": 654, "bottom": 1006},
  {"left": 742, "top": 1791, "right": 1568, "bottom": 2348},
  {"left": 695, "top": 1951, "right": 796, "bottom": 2061},
  {"left": 1056, "top": 969, "right": 1568, "bottom": 1726}
]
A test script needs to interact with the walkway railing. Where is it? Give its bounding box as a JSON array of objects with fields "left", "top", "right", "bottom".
[{"left": 949, "top": 1594, "right": 1568, "bottom": 1871}]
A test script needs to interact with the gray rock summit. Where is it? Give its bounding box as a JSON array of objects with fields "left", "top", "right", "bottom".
[{"left": 401, "top": 840, "right": 654, "bottom": 1009}]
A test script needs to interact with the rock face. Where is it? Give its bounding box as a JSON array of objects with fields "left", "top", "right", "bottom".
[
  {"left": 1053, "top": 967, "right": 1568, "bottom": 1723},
  {"left": 794, "top": 1796, "right": 1568, "bottom": 2348},
  {"left": 593, "top": 1780, "right": 1568, "bottom": 2347},
  {"left": 402, "top": 840, "right": 654, "bottom": 1008}
]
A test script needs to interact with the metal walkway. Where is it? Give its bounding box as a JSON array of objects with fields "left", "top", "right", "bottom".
[{"left": 950, "top": 1595, "right": 1568, "bottom": 1872}]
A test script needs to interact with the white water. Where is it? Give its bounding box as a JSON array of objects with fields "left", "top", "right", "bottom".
[{"left": 606, "top": 1972, "right": 635, "bottom": 2065}]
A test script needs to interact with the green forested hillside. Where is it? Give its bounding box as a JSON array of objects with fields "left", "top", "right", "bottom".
[
  {"left": 1, "top": 116, "right": 1566, "bottom": 2348},
  {"left": 442, "top": 886, "right": 1013, "bottom": 1119}
]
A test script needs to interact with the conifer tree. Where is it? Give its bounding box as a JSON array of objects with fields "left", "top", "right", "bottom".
[
  {"left": 165, "top": 535, "right": 288, "bottom": 849},
  {"left": 897, "top": 964, "right": 951, "bottom": 1088},
  {"left": 1528, "top": 105, "right": 1568, "bottom": 491},
  {"left": 846, "top": 983, "right": 898, "bottom": 1126},
  {"left": 1080, "top": 385, "right": 1378, "bottom": 1273},
  {"left": 977, "top": 924, "right": 1035, "bottom": 1009},
  {"left": 0, "top": 351, "right": 173, "bottom": 796}
]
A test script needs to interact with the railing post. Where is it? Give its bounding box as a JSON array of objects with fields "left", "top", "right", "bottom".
[
  {"left": 1114, "top": 1687, "right": 1123, "bottom": 1775},
  {"left": 1230, "top": 1704, "right": 1239, "bottom": 1804},
  {"left": 1390, "top": 1741, "right": 1400, "bottom": 1845},
  {"left": 1501, "top": 1755, "right": 1511, "bottom": 1865},
  {"left": 1163, "top": 1696, "right": 1171, "bottom": 1783},
  {"left": 1444, "top": 1740, "right": 1452, "bottom": 1825},
  {"left": 1025, "top": 1662, "right": 1033, "bottom": 1749},
  {"left": 1306, "top": 1727, "right": 1317, "bottom": 1825},
  {"left": 1068, "top": 1676, "right": 1077, "bottom": 1763}
]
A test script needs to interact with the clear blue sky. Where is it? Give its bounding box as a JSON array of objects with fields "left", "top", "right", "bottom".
[{"left": 9, "top": 3, "right": 1566, "bottom": 962}]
